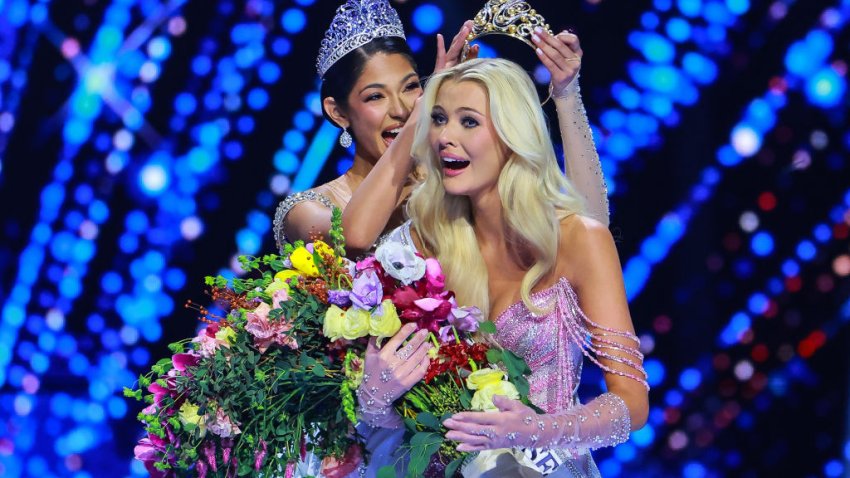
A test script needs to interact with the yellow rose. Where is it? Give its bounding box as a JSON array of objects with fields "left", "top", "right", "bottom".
[
  {"left": 215, "top": 326, "right": 236, "bottom": 345},
  {"left": 178, "top": 402, "right": 206, "bottom": 436},
  {"left": 290, "top": 247, "right": 319, "bottom": 277},
  {"left": 466, "top": 368, "right": 507, "bottom": 390},
  {"left": 369, "top": 300, "right": 402, "bottom": 340},
  {"left": 323, "top": 305, "right": 346, "bottom": 341},
  {"left": 264, "top": 279, "right": 291, "bottom": 297},
  {"left": 470, "top": 380, "right": 520, "bottom": 412},
  {"left": 274, "top": 269, "right": 300, "bottom": 283},
  {"left": 342, "top": 308, "right": 370, "bottom": 340},
  {"left": 313, "top": 240, "right": 335, "bottom": 259}
]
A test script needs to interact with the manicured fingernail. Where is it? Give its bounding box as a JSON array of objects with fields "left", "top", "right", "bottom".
[
  {"left": 531, "top": 33, "right": 541, "bottom": 43},
  {"left": 536, "top": 48, "right": 543, "bottom": 56},
  {"left": 534, "top": 26, "right": 543, "bottom": 34}
]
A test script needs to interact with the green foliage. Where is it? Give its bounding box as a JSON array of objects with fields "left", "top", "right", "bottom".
[
  {"left": 127, "top": 219, "right": 361, "bottom": 475},
  {"left": 478, "top": 320, "right": 497, "bottom": 334}
]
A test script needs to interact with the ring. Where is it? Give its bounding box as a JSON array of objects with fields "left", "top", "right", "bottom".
[
  {"left": 395, "top": 344, "right": 413, "bottom": 360},
  {"left": 473, "top": 428, "right": 495, "bottom": 439}
]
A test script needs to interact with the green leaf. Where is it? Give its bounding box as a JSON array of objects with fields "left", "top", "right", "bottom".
[
  {"left": 479, "top": 320, "right": 497, "bottom": 334},
  {"left": 403, "top": 417, "right": 418, "bottom": 433},
  {"left": 167, "top": 342, "right": 184, "bottom": 354},
  {"left": 445, "top": 457, "right": 464, "bottom": 478},
  {"left": 416, "top": 411, "right": 441, "bottom": 431},
  {"left": 485, "top": 348, "right": 502, "bottom": 364},
  {"left": 458, "top": 389, "right": 472, "bottom": 409},
  {"left": 312, "top": 363, "right": 326, "bottom": 377},
  {"left": 408, "top": 432, "right": 442, "bottom": 476},
  {"left": 377, "top": 466, "right": 396, "bottom": 478}
]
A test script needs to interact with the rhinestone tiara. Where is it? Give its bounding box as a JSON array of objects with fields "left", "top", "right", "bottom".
[
  {"left": 465, "top": 0, "right": 552, "bottom": 50},
  {"left": 316, "top": 0, "right": 406, "bottom": 78}
]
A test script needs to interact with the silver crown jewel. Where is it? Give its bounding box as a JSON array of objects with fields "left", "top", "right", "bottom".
[{"left": 317, "top": 0, "right": 406, "bottom": 78}]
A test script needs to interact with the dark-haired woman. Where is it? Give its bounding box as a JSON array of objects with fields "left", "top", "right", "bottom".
[{"left": 273, "top": 0, "right": 474, "bottom": 255}]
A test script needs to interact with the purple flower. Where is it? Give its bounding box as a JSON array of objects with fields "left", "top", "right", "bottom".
[
  {"left": 375, "top": 242, "right": 425, "bottom": 285},
  {"left": 254, "top": 439, "right": 268, "bottom": 471},
  {"left": 172, "top": 352, "right": 200, "bottom": 372},
  {"left": 438, "top": 325, "right": 456, "bottom": 343},
  {"left": 328, "top": 289, "right": 352, "bottom": 307},
  {"left": 449, "top": 305, "right": 482, "bottom": 333},
  {"left": 350, "top": 269, "right": 383, "bottom": 310}
]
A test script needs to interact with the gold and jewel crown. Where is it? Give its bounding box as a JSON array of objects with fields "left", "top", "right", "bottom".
[{"left": 466, "top": 0, "right": 553, "bottom": 49}]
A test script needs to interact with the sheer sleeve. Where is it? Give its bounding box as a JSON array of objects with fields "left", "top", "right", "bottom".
[
  {"left": 272, "top": 191, "right": 335, "bottom": 253},
  {"left": 554, "top": 74, "right": 610, "bottom": 226},
  {"left": 517, "top": 283, "right": 648, "bottom": 458}
]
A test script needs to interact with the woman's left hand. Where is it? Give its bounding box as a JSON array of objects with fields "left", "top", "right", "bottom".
[
  {"left": 531, "top": 28, "right": 583, "bottom": 98},
  {"left": 443, "top": 395, "right": 542, "bottom": 452}
]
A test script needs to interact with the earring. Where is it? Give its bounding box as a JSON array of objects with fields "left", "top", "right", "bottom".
[{"left": 339, "top": 128, "right": 352, "bottom": 148}]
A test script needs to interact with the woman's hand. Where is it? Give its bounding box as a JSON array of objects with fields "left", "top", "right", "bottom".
[
  {"left": 357, "top": 323, "right": 432, "bottom": 428},
  {"left": 434, "top": 20, "right": 480, "bottom": 74},
  {"left": 443, "top": 395, "right": 541, "bottom": 452},
  {"left": 362, "top": 323, "right": 432, "bottom": 396},
  {"left": 532, "top": 28, "right": 583, "bottom": 98}
]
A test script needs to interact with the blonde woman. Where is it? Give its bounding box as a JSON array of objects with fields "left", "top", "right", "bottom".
[{"left": 362, "top": 58, "right": 649, "bottom": 477}]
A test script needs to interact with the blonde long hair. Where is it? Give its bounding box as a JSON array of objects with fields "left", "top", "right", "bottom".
[{"left": 406, "top": 58, "right": 585, "bottom": 318}]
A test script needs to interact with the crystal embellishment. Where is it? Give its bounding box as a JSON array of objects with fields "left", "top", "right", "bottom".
[{"left": 316, "top": 0, "right": 406, "bottom": 78}]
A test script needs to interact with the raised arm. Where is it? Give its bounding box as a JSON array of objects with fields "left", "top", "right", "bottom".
[
  {"left": 533, "top": 29, "right": 610, "bottom": 226},
  {"left": 341, "top": 22, "right": 476, "bottom": 254}
]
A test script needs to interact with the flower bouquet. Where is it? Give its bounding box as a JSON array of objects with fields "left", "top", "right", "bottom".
[
  {"left": 127, "top": 209, "right": 536, "bottom": 478},
  {"left": 358, "top": 245, "right": 536, "bottom": 478},
  {"left": 127, "top": 210, "right": 383, "bottom": 477}
]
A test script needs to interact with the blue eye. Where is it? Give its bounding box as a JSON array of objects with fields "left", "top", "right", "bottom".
[
  {"left": 430, "top": 112, "right": 447, "bottom": 125},
  {"left": 461, "top": 116, "right": 479, "bottom": 128}
]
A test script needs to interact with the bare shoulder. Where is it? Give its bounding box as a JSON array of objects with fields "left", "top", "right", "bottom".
[
  {"left": 280, "top": 192, "right": 336, "bottom": 243},
  {"left": 556, "top": 214, "right": 619, "bottom": 283}
]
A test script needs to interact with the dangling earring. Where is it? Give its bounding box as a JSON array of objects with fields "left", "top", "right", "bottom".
[{"left": 339, "top": 127, "right": 352, "bottom": 148}]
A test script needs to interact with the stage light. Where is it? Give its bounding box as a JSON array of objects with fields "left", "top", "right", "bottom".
[
  {"left": 631, "top": 424, "right": 656, "bottom": 447},
  {"left": 751, "top": 231, "right": 774, "bottom": 256},
  {"left": 247, "top": 88, "right": 269, "bottom": 110},
  {"left": 796, "top": 240, "right": 817, "bottom": 261},
  {"left": 413, "top": 4, "right": 442, "bottom": 34},
  {"left": 731, "top": 125, "right": 760, "bottom": 157},
  {"left": 644, "top": 358, "right": 666, "bottom": 387},
  {"left": 63, "top": 118, "right": 92, "bottom": 145},
  {"left": 666, "top": 17, "right": 692, "bottom": 42},
  {"left": 139, "top": 162, "right": 170, "bottom": 196},
  {"left": 677, "top": 0, "right": 701, "bottom": 18},
  {"left": 806, "top": 67, "right": 846, "bottom": 108},
  {"left": 284, "top": 130, "right": 306, "bottom": 152},
  {"left": 192, "top": 55, "right": 212, "bottom": 76},
  {"left": 281, "top": 8, "right": 306, "bottom": 34}
]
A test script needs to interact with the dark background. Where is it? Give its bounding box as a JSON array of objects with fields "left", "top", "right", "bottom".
[{"left": 0, "top": 0, "right": 848, "bottom": 476}]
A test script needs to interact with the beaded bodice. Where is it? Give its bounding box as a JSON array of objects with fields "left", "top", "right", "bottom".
[{"left": 493, "top": 277, "right": 648, "bottom": 415}]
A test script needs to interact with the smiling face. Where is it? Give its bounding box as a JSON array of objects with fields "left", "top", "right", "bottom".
[
  {"left": 428, "top": 79, "right": 511, "bottom": 200},
  {"left": 329, "top": 52, "right": 422, "bottom": 163}
]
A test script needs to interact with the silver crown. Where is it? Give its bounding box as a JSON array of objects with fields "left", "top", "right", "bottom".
[{"left": 316, "top": 0, "right": 406, "bottom": 78}]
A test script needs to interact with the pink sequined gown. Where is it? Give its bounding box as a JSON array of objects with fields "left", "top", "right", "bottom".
[
  {"left": 473, "top": 277, "right": 644, "bottom": 477},
  {"left": 383, "top": 224, "right": 649, "bottom": 477}
]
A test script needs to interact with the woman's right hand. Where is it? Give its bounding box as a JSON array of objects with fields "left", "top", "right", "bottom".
[
  {"left": 356, "top": 323, "right": 432, "bottom": 427},
  {"left": 434, "top": 20, "right": 479, "bottom": 74}
]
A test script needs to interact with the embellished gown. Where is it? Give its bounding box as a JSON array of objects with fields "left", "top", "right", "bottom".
[{"left": 382, "top": 223, "right": 649, "bottom": 478}]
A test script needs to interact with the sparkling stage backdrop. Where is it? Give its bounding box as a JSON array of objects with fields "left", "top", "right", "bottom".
[{"left": 1, "top": 0, "right": 849, "bottom": 476}]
